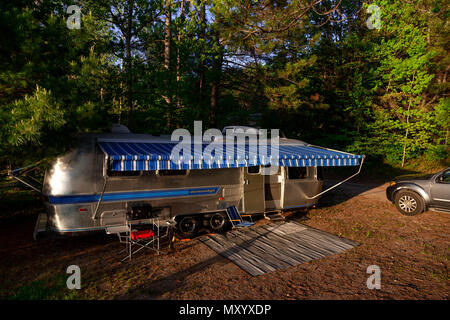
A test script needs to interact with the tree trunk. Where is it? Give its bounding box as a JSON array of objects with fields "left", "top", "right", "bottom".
[
  {"left": 119, "top": 59, "right": 123, "bottom": 124},
  {"left": 176, "top": 0, "right": 184, "bottom": 84},
  {"left": 164, "top": 0, "right": 172, "bottom": 71},
  {"left": 198, "top": 1, "right": 206, "bottom": 109},
  {"left": 164, "top": 0, "right": 172, "bottom": 128},
  {"left": 401, "top": 100, "right": 412, "bottom": 168},
  {"left": 210, "top": 37, "right": 223, "bottom": 127},
  {"left": 176, "top": 0, "right": 185, "bottom": 123},
  {"left": 125, "top": 1, "right": 134, "bottom": 128}
]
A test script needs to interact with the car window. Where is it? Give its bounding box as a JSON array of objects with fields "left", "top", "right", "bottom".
[{"left": 441, "top": 170, "right": 450, "bottom": 183}]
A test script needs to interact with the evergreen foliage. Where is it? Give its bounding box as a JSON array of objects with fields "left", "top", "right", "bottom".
[{"left": 1, "top": 0, "right": 448, "bottom": 169}]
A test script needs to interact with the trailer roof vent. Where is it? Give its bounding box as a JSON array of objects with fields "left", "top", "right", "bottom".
[
  {"left": 222, "top": 126, "right": 259, "bottom": 135},
  {"left": 111, "top": 124, "right": 131, "bottom": 133}
]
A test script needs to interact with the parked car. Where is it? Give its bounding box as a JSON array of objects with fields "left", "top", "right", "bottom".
[{"left": 386, "top": 167, "right": 450, "bottom": 215}]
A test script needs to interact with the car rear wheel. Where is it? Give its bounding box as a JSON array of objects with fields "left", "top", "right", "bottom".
[{"left": 394, "top": 191, "right": 424, "bottom": 216}]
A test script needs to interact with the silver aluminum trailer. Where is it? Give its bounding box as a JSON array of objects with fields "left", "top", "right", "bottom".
[{"left": 13, "top": 126, "right": 365, "bottom": 238}]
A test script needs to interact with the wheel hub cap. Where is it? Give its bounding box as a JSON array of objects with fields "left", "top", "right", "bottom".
[
  {"left": 210, "top": 214, "right": 225, "bottom": 230},
  {"left": 180, "top": 218, "right": 196, "bottom": 233},
  {"left": 399, "top": 195, "right": 417, "bottom": 212}
]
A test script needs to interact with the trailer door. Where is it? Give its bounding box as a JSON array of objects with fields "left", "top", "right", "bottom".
[
  {"left": 264, "top": 166, "right": 283, "bottom": 210},
  {"left": 243, "top": 166, "right": 265, "bottom": 213}
]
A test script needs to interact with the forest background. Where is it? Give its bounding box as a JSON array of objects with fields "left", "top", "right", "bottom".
[{"left": 1, "top": 0, "right": 448, "bottom": 174}]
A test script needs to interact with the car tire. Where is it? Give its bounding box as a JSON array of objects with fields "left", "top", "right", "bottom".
[{"left": 394, "top": 190, "right": 425, "bottom": 216}]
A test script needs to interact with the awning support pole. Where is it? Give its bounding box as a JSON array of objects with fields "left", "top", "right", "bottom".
[
  {"left": 305, "top": 156, "right": 365, "bottom": 200},
  {"left": 92, "top": 152, "right": 109, "bottom": 220},
  {"left": 92, "top": 176, "right": 107, "bottom": 220},
  {"left": 11, "top": 175, "right": 42, "bottom": 194},
  {"left": 10, "top": 163, "right": 43, "bottom": 194}
]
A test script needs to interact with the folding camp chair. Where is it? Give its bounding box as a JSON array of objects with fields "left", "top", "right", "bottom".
[
  {"left": 226, "top": 206, "right": 255, "bottom": 228},
  {"left": 106, "top": 216, "right": 171, "bottom": 261}
]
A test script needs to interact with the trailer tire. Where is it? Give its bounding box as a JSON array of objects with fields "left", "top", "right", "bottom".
[
  {"left": 176, "top": 216, "right": 200, "bottom": 238},
  {"left": 208, "top": 212, "right": 228, "bottom": 233}
]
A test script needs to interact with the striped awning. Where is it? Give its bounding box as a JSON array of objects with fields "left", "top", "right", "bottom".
[{"left": 98, "top": 141, "right": 364, "bottom": 171}]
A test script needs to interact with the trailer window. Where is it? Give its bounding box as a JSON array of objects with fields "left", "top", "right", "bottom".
[
  {"left": 247, "top": 166, "right": 260, "bottom": 174},
  {"left": 158, "top": 169, "right": 187, "bottom": 176},
  {"left": 107, "top": 170, "right": 141, "bottom": 177},
  {"left": 288, "top": 167, "right": 307, "bottom": 180},
  {"left": 317, "top": 167, "right": 324, "bottom": 180}
]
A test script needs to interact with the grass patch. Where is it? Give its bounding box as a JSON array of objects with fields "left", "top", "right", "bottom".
[
  {"left": 9, "top": 274, "right": 81, "bottom": 300},
  {"left": 0, "top": 184, "right": 43, "bottom": 220}
]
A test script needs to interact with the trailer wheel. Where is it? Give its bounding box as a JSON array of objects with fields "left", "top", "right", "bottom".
[
  {"left": 209, "top": 212, "right": 228, "bottom": 233},
  {"left": 177, "top": 216, "right": 199, "bottom": 238}
]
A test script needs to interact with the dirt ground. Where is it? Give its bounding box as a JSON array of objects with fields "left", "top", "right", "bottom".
[{"left": 0, "top": 181, "right": 448, "bottom": 300}]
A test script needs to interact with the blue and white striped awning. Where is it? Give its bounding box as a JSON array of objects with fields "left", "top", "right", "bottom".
[{"left": 98, "top": 141, "right": 364, "bottom": 171}]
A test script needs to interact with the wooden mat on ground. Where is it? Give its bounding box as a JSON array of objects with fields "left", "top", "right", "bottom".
[{"left": 199, "top": 221, "right": 358, "bottom": 276}]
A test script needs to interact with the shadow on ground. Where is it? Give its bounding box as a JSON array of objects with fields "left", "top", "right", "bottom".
[{"left": 317, "top": 162, "right": 423, "bottom": 208}]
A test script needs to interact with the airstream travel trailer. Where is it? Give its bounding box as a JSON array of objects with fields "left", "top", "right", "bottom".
[{"left": 15, "top": 125, "right": 364, "bottom": 238}]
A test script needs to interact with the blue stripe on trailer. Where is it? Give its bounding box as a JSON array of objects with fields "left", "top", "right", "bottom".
[{"left": 48, "top": 187, "right": 220, "bottom": 205}]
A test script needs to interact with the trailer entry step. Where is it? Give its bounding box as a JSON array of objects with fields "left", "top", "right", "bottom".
[
  {"left": 264, "top": 211, "right": 284, "bottom": 221},
  {"left": 33, "top": 213, "right": 49, "bottom": 240}
]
